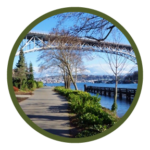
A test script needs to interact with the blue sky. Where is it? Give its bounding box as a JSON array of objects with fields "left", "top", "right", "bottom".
[{"left": 13, "top": 14, "right": 137, "bottom": 78}]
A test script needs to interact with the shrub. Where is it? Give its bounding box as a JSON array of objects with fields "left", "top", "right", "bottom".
[
  {"left": 21, "top": 79, "right": 28, "bottom": 90},
  {"left": 12, "top": 78, "right": 20, "bottom": 88},
  {"left": 27, "top": 80, "right": 34, "bottom": 89},
  {"left": 33, "top": 81, "right": 37, "bottom": 89},
  {"left": 13, "top": 86, "right": 19, "bottom": 91},
  {"left": 30, "top": 88, "right": 35, "bottom": 91},
  {"left": 75, "top": 129, "right": 100, "bottom": 138},
  {"left": 54, "top": 86, "right": 117, "bottom": 137},
  {"left": 37, "top": 81, "right": 43, "bottom": 88},
  {"left": 14, "top": 82, "right": 19, "bottom": 88}
]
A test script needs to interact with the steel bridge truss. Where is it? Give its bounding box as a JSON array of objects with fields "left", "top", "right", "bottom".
[{"left": 16, "top": 32, "right": 137, "bottom": 64}]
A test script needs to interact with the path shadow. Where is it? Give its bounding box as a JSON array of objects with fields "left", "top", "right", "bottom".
[
  {"left": 51, "top": 93, "right": 68, "bottom": 102},
  {"left": 27, "top": 114, "right": 69, "bottom": 121},
  {"left": 48, "top": 103, "right": 69, "bottom": 113},
  {"left": 27, "top": 114, "right": 71, "bottom": 137},
  {"left": 44, "top": 128, "right": 70, "bottom": 137}
]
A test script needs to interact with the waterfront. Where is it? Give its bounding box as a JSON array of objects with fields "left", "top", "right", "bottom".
[{"left": 45, "top": 82, "right": 137, "bottom": 118}]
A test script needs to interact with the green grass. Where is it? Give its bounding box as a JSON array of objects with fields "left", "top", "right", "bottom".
[{"left": 102, "top": 107, "right": 120, "bottom": 121}]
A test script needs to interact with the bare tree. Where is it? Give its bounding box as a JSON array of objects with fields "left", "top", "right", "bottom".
[
  {"left": 55, "top": 12, "right": 115, "bottom": 42},
  {"left": 37, "top": 29, "right": 86, "bottom": 90},
  {"left": 69, "top": 54, "right": 86, "bottom": 82},
  {"left": 98, "top": 29, "right": 136, "bottom": 112}
]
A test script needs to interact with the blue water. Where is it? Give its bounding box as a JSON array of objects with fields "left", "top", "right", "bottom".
[{"left": 45, "top": 82, "right": 138, "bottom": 118}]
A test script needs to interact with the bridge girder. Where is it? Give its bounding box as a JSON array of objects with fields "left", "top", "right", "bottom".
[{"left": 16, "top": 31, "right": 137, "bottom": 64}]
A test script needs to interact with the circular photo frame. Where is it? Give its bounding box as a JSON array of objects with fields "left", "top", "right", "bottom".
[{"left": 7, "top": 7, "right": 143, "bottom": 143}]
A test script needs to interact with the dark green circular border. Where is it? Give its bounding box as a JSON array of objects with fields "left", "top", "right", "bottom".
[{"left": 7, "top": 7, "right": 143, "bottom": 143}]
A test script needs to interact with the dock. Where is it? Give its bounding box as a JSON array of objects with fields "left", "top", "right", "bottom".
[{"left": 84, "top": 85, "right": 136, "bottom": 100}]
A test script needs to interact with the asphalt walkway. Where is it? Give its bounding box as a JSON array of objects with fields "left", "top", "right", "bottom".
[
  {"left": 19, "top": 87, "right": 71, "bottom": 137},
  {"left": 16, "top": 95, "right": 31, "bottom": 98}
]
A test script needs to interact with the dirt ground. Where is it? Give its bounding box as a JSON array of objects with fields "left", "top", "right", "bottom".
[
  {"left": 16, "top": 97, "right": 29, "bottom": 103},
  {"left": 15, "top": 91, "right": 33, "bottom": 95},
  {"left": 15, "top": 91, "right": 33, "bottom": 102}
]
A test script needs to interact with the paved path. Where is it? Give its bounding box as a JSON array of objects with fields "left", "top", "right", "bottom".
[
  {"left": 16, "top": 95, "right": 31, "bottom": 98},
  {"left": 19, "top": 87, "right": 71, "bottom": 137}
]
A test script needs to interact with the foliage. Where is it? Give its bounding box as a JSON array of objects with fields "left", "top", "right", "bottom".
[
  {"left": 27, "top": 80, "right": 34, "bottom": 89},
  {"left": 111, "top": 101, "right": 117, "bottom": 112},
  {"left": 13, "top": 56, "right": 38, "bottom": 90},
  {"left": 54, "top": 86, "right": 117, "bottom": 137},
  {"left": 13, "top": 86, "right": 19, "bottom": 91},
  {"left": 16, "top": 49, "right": 25, "bottom": 68},
  {"left": 14, "top": 49, "right": 27, "bottom": 88},
  {"left": 27, "top": 62, "right": 34, "bottom": 81},
  {"left": 12, "top": 78, "right": 19, "bottom": 88},
  {"left": 26, "top": 62, "right": 35, "bottom": 89},
  {"left": 33, "top": 81, "right": 37, "bottom": 89},
  {"left": 36, "top": 81, "right": 43, "bottom": 88},
  {"left": 21, "top": 79, "right": 28, "bottom": 90}
]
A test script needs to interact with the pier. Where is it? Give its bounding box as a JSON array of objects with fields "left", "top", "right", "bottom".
[{"left": 84, "top": 85, "right": 136, "bottom": 100}]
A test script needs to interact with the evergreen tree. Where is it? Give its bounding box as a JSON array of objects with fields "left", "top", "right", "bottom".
[
  {"left": 15, "top": 49, "right": 27, "bottom": 88},
  {"left": 16, "top": 49, "right": 25, "bottom": 68},
  {"left": 27, "top": 62, "right": 34, "bottom": 89},
  {"left": 28, "top": 62, "right": 34, "bottom": 80},
  {"left": 25, "top": 62, "right": 30, "bottom": 80},
  {"left": 25, "top": 62, "right": 28, "bottom": 76}
]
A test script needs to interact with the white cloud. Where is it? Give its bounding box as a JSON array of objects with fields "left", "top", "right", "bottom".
[
  {"left": 33, "top": 65, "right": 71, "bottom": 78},
  {"left": 84, "top": 62, "right": 137, "bottom": 75},
  {"left": 83, "top": 69, "right": 91, "bottom": 74},
  {"left": 33, "top": 60, "right": 137, "bottom": 78},
  {"left": 33, "top": 66, "right": 39, "bottom": 73},
  {"left": 45, "top": 74, "right": 49, "bottom": 77},
  {"left": 93, "top": 72, "right": 98, "bottom": 74}
]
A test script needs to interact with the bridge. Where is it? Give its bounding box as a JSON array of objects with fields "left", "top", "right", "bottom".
[{"left": 16, "top": 31, "right": 137, "bottom": 64}]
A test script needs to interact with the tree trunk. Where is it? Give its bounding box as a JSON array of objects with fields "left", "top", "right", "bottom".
[
  {"left": 63, "top": 75, "right": 67, "bottom": 89},
  {"left": 64, "top": 80, "right": 67, "bottom": 89},
  {"left": 66, "top": 76, "right": 71, "bottom": 89},
  {"left": 114, "top": 78, "right": 118, "bottom": 103},
  {"left": 70, "top": 75, "right": 78, "bottom": 90},
  {"left": 66, "top": 65, "right": 78, "bottom": 90},
  {"left": 63, "top": 73, "right": 71, "bottom": 89},
  {"left": 20, "top": 79, "right": 22, "bottom": 89},
  {"left": 111, "top": 75, "right": 118, "bottom": 112}
]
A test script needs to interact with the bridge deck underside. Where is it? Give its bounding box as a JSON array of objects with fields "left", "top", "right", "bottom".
[{"left": 16, "top": 32, "right": 137, "bottom": 64}]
